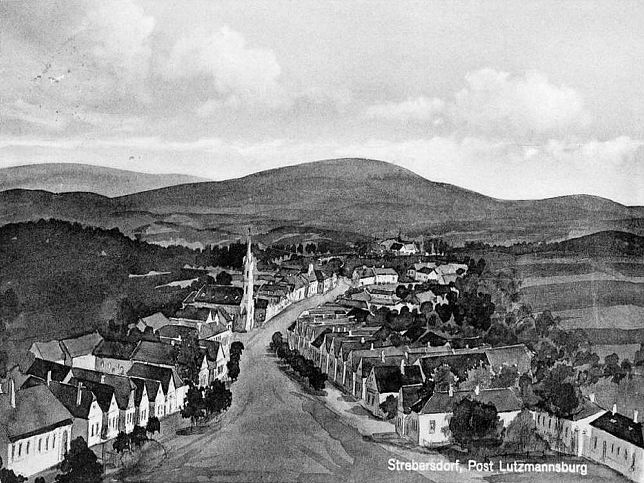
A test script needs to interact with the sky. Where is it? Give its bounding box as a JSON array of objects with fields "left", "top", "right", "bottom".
[{"left": 1, "top": 0, "right": 643, "bottom": 204}]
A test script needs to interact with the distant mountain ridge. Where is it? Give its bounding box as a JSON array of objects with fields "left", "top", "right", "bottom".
[
  {"left": 0, "top": 158, "right": 642, "bottom": 245},
  {"left": 0, "top": 163, "right": 209, "bottom": 197}
]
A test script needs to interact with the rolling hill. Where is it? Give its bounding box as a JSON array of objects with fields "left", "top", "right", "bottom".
[
  {"left": 1, "top": 158, "right": 642, "bottom": 245},
  {"left": 0, "top": 163, "right": 208, "bottom": 197}
]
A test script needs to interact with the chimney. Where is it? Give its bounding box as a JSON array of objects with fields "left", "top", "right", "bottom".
[
  {"left": 361, "top": 337, "right": 365, "bottom": 344},
  {"left": 612, "top": 403, "right": 617, "bottom": 415},
  {"left": 589, "top": 393, "right": 595, "bottom": 403},
  {"left": 46, "top": 370, "right": 52, "bottom": 386},
  {"left": 634, "top": 410, "right": 639, "bottom": 423},
  {"left": 348, "top": 330, "right": 352, "bottom": 337},
  {"left": 77, "top": 382, "right": 83, "bottom": 406},
  {"left": 370, "top": 342, "right": 374, "bottom": 351},
  {"left": 381, "top": 350, "right": 385, "bottom": 363},
  {"left": 474, "top": 385, "right": 480, "bottom": 396},
  {"left": 9, "top": 379, "right": 16, "bottom": 408},
  {"left": 448, "top": 384, "right": 453, "bottom": 397},
  {"left": 100, "top": 374, "right": 106, "bottom": 384},
  {"left": 400, "top": 359, "right": 405, "bottom": 375},
  {"left": 405, "top": 351, "right": 409, "bottom": 361}
]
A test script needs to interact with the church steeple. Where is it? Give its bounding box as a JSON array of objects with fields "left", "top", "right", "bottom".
[{"left": 241, "top": 228, "right": 255, "bottom": 331}]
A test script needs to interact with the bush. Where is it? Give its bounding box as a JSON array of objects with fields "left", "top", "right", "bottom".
[
  {"left": 56, "top": 437, "right": 102, "bottom": 483},
  {"left": 146, "top": 416, "right": 161, "bottom": 435}
]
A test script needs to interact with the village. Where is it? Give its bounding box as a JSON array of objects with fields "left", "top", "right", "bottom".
[{"left": 0, "top": 234, "right": 642, "bottom": 482}]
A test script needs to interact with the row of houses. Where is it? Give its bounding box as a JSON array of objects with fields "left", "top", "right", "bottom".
[
  {"left": 2, "top": 308, "right": 238, "bottom": 478},
  {"left": 406, "top": 262, "right": 468, "bottom": 285}
]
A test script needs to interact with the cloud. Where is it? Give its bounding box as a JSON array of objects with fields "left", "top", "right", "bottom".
[
  {"left": 165, "top": 26, "right": 286, "bottom": 110},
  {"left": 364, "top": 97, "right": 445, "bottom": 122},
  {"left": 452, "top": 69, "right": 591, "bottom": 136},
  {"left": 363, "top": 69, "right": 591, "bottom": 138}
]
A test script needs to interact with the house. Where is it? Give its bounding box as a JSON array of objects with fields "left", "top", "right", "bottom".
[
  {"left": 48, "top": 381, "right": 104, "bottom": 447},
  {"left": 586, "top": 407, "right": 644, "bottom": 482},
  {"left": 414, "top": 266, "right": 439, "bottom": 283},
  {"left": 130, "top": 378, "right": 150, "bottom": 428},
  {"left": 397, "top": 243, "right": 419, "bottom": 256},
  {"left": 409, "top": 386, "right": 522, "bottom": 447},
  {"left": 26, "top": 358, "right": 72, "bottom": 384},
  {"left": 373, "top": 267, "right": 399, "bottom": 285},
  {"left": 59, "top": 332, "right": 103, "bottom": 369},
  {"left": 131, "top": 340, "right": 178, "bottom": 368},
  {"left": 533, "top": 396, "right": 605, "bottom": 457},
  {"left": 131, "top": 377, "right": 165, "bottom": 420},
  {"left": 28, "top": 340, "right": 66, "bottom": 365},
  {"left": 127, "top": 363, "right": 186, "bottom": 416},
  {"left": 0, "top": 381, "right": 74, "bottom": 477},
  {"left": 352, "top": 266, "right": 376, "bottom": 287},
  {"left": 407, "top": 263, "right": 437, "bottom": 280},
  {"left": 363, "top": 361, "right": 423, "bottom": 418},
  {"left": 68, "top": 369, "right": 137, "bottom": 435},
  {"left": 199, "top": 340, "right": 227, "bottom": 383},
  {"left": 136, "top": 312, "right": 171, "bottom": 333},
  {"left": 305, "top": 264, "right": 319, "bottom": 297},
  {"left": 170, "top": 307, "right": 233, "bottom": 354},
  {"left": 395, "top": 384, "right": 426, "bottom": 438},
  {"left": 93, "top": 339, "right": 137, "bottom": 375},
  {"left": 485, "top": 344, "right": 533, "bottom": 377}
]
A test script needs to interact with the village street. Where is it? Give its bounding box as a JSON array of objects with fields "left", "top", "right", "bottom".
[{"left": 125, "top": 280, "right": 436, "bottom": 482}]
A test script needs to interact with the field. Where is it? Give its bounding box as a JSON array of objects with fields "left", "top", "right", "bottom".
[{"left": 555, "top": 305, "right": 644, "bottom": 330}]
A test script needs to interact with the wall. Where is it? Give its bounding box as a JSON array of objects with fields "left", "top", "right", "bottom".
[{"left": 5, "top": 424, "right": 72, "bottom": 477}]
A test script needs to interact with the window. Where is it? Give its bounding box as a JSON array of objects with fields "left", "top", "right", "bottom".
[
  {"left": 45, "top": 437, "right": 49, "bottom": 451},
  {"left": 429, "top": 420, "right": 436, "bottom": 434},
  {"left": 91, "top": 425, "right": 94, "bottom": 437},
  {"left": 38, "top": 438, "right": 42, "bottom": 452},
  {"left": 26, "top": 441, "right": 30, "bottom": 455},
  {"left": 18, "top": 443, "right": 22, "bottom": 457},
  {"left": 11, "top": 444, "right": 15, "bottom": 461},
  {"left": 53, "top": 434, "right": 56, "bottom": 448},
  {"left": 617, "top": 446, "right": 620, "bottom": 456},
  {"left": 593, "top": 437, "right": 597, "bottom": 449},
  {"left": 611, "top": 443, "right": 614, "bottom": 453},
  {"left": 625, "top": 449, "right": 628, "bottom": 460}
]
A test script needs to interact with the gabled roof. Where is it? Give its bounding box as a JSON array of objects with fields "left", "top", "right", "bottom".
[
  {"left": 590, "top": 411, "right": 644, "bottom": 449},
  {"left": 48, "top": 381, "right": 96, "bottom": 419},
  {"left": 353, "top": 267, "right": 375, "bottom": 279},
  {"left": 400, "top": 384, "right": 425, "bottom": 413},
  {"left": 69, "top": 379, "right": 116, "bottom": 413},
  {"left": 420, "top": 388, "right": 523, "bottom": 415},
  {"left": 93, "top": 339, "right": 138, "bottom": 360},
  {"left": 199, "top": 339, "right": 223, "bottom": 362},
  {"left": 131, "top": 340, "right": 178, "bottom": 366},
  {"left": 311, "top": 328, "right": 332, "bottom": 348},
  {"left": 60, "top": 332, "right": 103, "bottom": 358},
  {"left": 372, "top": 365, "right": 422, "bottom": 394},
  {"left": 70, "top": 368, "right": 134, "bottom": 410},
  {"left": 373, "top": 267, "right": 398, "bottom": 276},
  {"left": 0, "top": 384, "right": 73, "bottom": 443},
  {"left": 30, "top": 340, "right": 65, "bottom": 362},
  {"left": 194, "top": 285, "right": 243, "bottom": 305},
  {"left": 138, "top": 312, "right": 171, "bottom": 332},
  {"left": 131, "top": 377, "right": 161, "bottom": 401},
  {"left": 158, "top": 324, "right": 197, "bottom": 341},
  {"left": 130, "top": 378, "right": 148, "bottom": 406},
  {"left": 127, "top": 363, "right": 183, "bottom": 393},
  {"left": 26, "top": 358, "right": 72, "bottom": 383}
]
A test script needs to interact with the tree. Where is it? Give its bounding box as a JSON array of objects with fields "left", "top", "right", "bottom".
[
  {"left": 130, "top": 425, "right": 148, "bottom": 448},
  {"left": 379, "top": 395, "right": 398, "bottom": 420},
  {"left": 502, "top": 409, "right": 548, "bottom": 454},
  {"left": 227, "top": 359, "right": 240, "bottom": 381},
  {"left": 535, "top": 310, "right": 557, "bottom": 337},
  {"left": 308, "top": 368, "right": 327, "bottom": 391},
  {"left": 146, "top": 416, "right": 161, "bottom": 436},
  {"left": 56, "top": 437, "right": 103, "bottom": 483},
  {"left": 230, "top": 341, "right": 245, "bottom": 360},
  {"left": 0, "top": 456, "right": 27, "bottom": 483},
  {"left": 181, "top": 385, "right": 205, "bottom": 426},
  {"left": 204, "top": 380, "right": 232, "bottom": 414},
  {"left": 270, "top": 331, "right": 283, "bottom": 351},
  {"left": 433, "top": 364, "right": 457, "bottom": 392},
  {"left": 449, "top": 398, "right": 501, "bottom": 449},
  {"left": 215, "top": 271, "right": 232, "bottom": 285},
  {"left": 490, "top": 365, "right": 519, "bottom": 388},
  {"left": 113, "top": 431, "right": 130, "bottom": 454},
  {"left": 484, "top": 323, "right": 518, "bottom": 347}
]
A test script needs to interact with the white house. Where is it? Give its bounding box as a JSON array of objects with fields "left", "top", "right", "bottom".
[
  {"left": 48, "top": 381, "right": 104, "bottom": 448},
  {"left": 0, "top": 381, "right": 74, "bottom": 477},
  {"left": 409, "top": 386, "right": 522, "bottom": 447}
]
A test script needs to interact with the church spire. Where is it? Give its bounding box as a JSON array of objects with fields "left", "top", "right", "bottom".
[{"left": 241, "top": 227, "right": 255, "bottom": 331}]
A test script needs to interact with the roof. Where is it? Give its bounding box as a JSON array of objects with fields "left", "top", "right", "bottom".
[
  {"left": 484, "top": 345, "right": 532, "bottom": 374},
  {"left": 130, "top": 378, "right": 148, "bottom": 406},
  {"left": 30, "top": 340, "right": 65, "bottom": 362},
  {"left": 374, "top": 267, "right": 398, "bottom": 276},
  {"left": 158, "top": 324, "right": 197, "bottom": 340},
  {"left": 353, "top": 267, "right": 375, "bottom": 279},
  {"left": 48, "top": 381, "right": 96, "bottom": 419},
  {"left": 0, "top": 384, "right": 73, "bottom": 443},
  {"left": 199, "top": 339, "right": 223, "bottom": 361},
  {"left": 127, "top": 363, "right": 183, "bottom": 393},
  {"left": 93, "top": 339, "right": 137, "bottom": 360},
  {"left": 311, "top": 328, "right": 332, "bottom": 348},
  {"left": 138, "top": 312, "right": 171, "bottom": 332},
  {"left": 401, "top": 384, "right": 425, "bottom": 413},
  {"left": 131, "top": 377, "right": 161, "bottom": 401},
  {"left": 70, "top": 368, "right": 134, "bottom": 410},
  {"left": 131, "top": 340, "right": 178, "bottom": 366},
  {"left": 194, "top": 284, "right": 243, "bottom": 305},
  {"left": 26, "top": 358, "right": 72, "bottom": 383},
  {"left": 420, "top": 388, "right": 523, "bottom": 415},
  {"left": 69, "top": 379, "right": 116, "bottom": 413},
  {"left": 60, "top": 332, "right": 103, "bottom": 358},
  {"left": 372, "top": 365, "right": 423, "bottom": 393},
  {"left": 417, "top": 352, "right": 489, "bottom": 379},
  {"left": 590, "top": 411, "right": 644, "bottom": 448}
]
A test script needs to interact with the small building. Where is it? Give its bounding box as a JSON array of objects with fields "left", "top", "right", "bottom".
[
  {"left": 127, "top": 363, "right": 186, "bottom": 416},
  {"left": 136, "top": 312, "right": 171, "bottom": 334},
  {"left": 48, "top": 381, "right": 104, "bottom": 447},
  {"left": 0, "top": 381, "right": 74, "bottom": 477},
  {"left": 364, "top": 361, "right": 423, "bottom": 418},
  {"left": 59, "top": 332, "right": 104, "bottom": 369},
  {"left": 28, "top": 340, "right": 66, "bottom": 365},
  {"left": 130, "top": 378, "right": 150, "bottom": 429},
  {"left": 586, "top": 408, "right": 644, "bottom": 482},
  {"left": 93, "top": 339, "right": 137, "bottom": 375}
]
